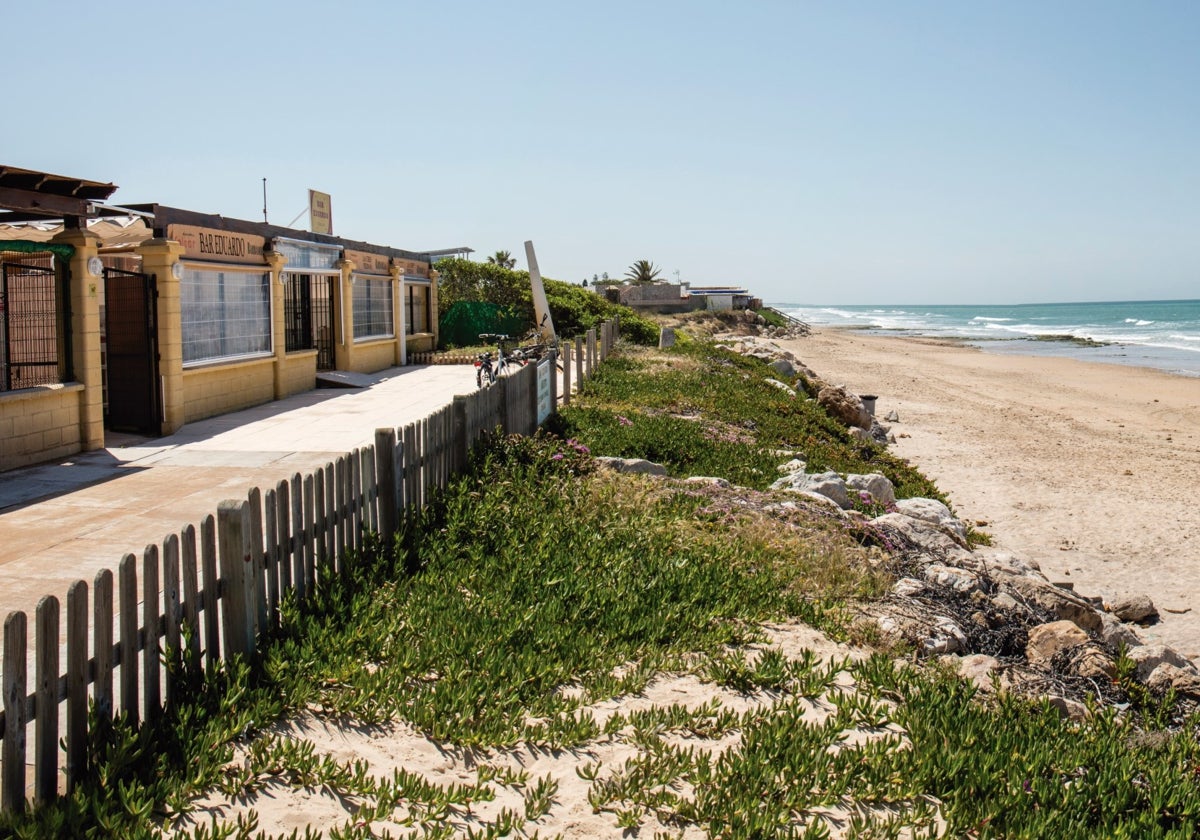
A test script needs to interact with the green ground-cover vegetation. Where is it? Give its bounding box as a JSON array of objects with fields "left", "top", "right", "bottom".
[
  {"left": 7, "top": 337, "right": 1200, "bottom": 838},
  {"left": 551, "top": 342, "right": 942, "bottom": 501}
]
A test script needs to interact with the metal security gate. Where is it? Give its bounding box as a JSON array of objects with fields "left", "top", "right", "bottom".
[
  {"left": 1, "top": 257, "right": 65, "bottom": 391},
  {"left": 103, "top": 267, "right": 161, "bottom": 434},
  {"left": 285, "top": 273, "right": 336, "bottom": 371}
]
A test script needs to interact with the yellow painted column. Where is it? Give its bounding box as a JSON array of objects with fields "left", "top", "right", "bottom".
[
  {"left": 264, "top": 249, "right": 288, "bottom": 398},
  {"left": 390, "top": 263, "right": 405, "bottom": 366},
  {"left": 50, "top": 227, "right": 104, "bottom": 450},
  {"left": 137, "top": 238, "right": 186, "bottom": 434},
  {"left": 429, "top": 268, "right": 440, "bottom": 350},
  {"left": 335, "top": 257, "right": 356, "bottom": 372}
]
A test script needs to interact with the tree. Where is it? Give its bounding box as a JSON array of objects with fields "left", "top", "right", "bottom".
[
  {"left": 625, "top": 260, "right": 662, "bottom": 284},
  {"left": 487, "top": 250, "right": 516, "bottom": 269}
]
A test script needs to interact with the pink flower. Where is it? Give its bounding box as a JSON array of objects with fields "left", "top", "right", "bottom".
[
  {"left": 617, "top": 415, "right": 633, "bottom": 426},
  {"left": 551, "top": 453, "right": 564, "bottom": 461}
]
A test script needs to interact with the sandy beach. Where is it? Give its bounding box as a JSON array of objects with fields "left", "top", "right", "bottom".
[{"left": 776, "top": 328, "right": 1200, "bottom": 657}]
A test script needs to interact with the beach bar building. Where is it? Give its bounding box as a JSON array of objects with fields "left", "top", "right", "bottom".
[{"left": 0, "top": 165, "right": 439, "bottom": 473}]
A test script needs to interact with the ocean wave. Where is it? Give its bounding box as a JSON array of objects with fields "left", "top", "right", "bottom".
[
  {"left": 1125, "top": 318, "right": 1155, "bottom": 326},
  {"left": 971, "top": 316, "right": 1014, "bottom": 322}
]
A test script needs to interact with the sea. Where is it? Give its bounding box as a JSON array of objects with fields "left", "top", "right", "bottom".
[{"left": 772, "top": 300, "right": 1200, "bottom": 379}]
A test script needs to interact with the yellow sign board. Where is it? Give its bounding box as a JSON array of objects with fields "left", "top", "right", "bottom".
[{"left": 309, "top": 189, "right": 332, "bottom": 234}]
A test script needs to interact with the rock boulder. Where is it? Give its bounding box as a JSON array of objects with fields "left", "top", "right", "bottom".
[{"left": 817, "top": 384, "right": 872, "bottom": 430}]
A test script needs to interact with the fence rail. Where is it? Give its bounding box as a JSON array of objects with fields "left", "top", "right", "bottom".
[{"left": 0, "top": 319, "right": 616, "bottom": 815}]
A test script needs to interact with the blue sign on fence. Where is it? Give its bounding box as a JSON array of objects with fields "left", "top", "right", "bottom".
[{"left": 537, "top": 358, "right": 552, "bottom": 424}]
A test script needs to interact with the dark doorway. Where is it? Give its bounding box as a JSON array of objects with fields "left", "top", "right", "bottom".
[
  {"left": 103, "top": 267, "right": 161, "bottom": 434},
  {"left": 285, "top": 273, "right": 336, "bottom": 371}
]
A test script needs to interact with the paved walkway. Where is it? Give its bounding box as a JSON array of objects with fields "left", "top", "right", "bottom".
[{"left": 0, "top": 364, "right": 480, "bottom": 625}]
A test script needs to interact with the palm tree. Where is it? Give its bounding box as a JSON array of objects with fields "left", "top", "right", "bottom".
[
  {"left": 625, "top": 259, "right": 662, "bottom": 284},
  {"left": 487, "top": 250, "right": 516, "bottom": 269}
]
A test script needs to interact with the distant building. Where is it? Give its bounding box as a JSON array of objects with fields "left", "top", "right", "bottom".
[
  {"left": 686, "top": 285, "right": 762, "bottom": 311},
  {"left": 599, "top": 281, "right": 761, "bottom": 314},
  {"left": 424, "top": 246, "right": 475, "bottom": 262}
]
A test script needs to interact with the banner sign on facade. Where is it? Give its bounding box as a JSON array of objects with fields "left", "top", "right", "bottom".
[
  {"left": 393, "top": 258, "right": 430, "bottom": 278},
  {"left": 309, "top": 190, "right": 332, "bottom": 235},
  {"left": 168, "top": 224, "right": 267, "bottom": 265},
  {"left": 343, "top": 248, "right": 391, "bottom": 275}
]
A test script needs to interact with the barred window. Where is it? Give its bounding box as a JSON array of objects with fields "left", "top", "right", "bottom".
[
  {"left": 181, "top": 267, "right": 271, "bottom": 365},
  {"left": 352, "top": 275, "right": 393, "bottom": 340},
  {"left": 1, "top": 254, "right": 66, "bottom": 391},
  {"left": 405, "top": 281, "right": 430, "bottom": 333}
]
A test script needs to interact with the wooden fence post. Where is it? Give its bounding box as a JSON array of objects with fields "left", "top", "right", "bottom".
[
  {"left": 451, "top": 398, "right": 468, "bottom": 476},
  {"left": 34, "top": 595, "right": 58, "bottom": 804},
  {"left": 575, "top": 335, "right": 584, "bottom": 391},
  {"left": 376, "top": 429, "right": 397, "bottom": 544},
  {"left": 314, "top": 467, "right": 327, "bottom": 578},
  {"left": 217, "top": 500, "right": 255, "bottom": 662},
  {"left": 403, "top": 423, "right": 418, "bottom": 514},
  {"left": 118, "top": 553, "right": 139, "bottom": 725},
  {"left": 322, "top": 462, "right": 335, "bottom": 573},
  {"left": 351, "top": 448, "right": 363, "bottom": 554},
  {"left": 162, "top": 536, "right": 182, "bottom": 709},
  {"left": 362, "top": 445, "right": 378, "bottom": 535},
  {"left": 93, "top": 569, "right": 114, "bottom": 721},
  {"left": 66, "top": 581, "right": 87, "bottom": 793},
  {"left": 290, "top": 474, "right": 304, "bottom": 603},
  {"left": 302, "top": 474, "right": 315, "bottom": 600},
  {"left": 562, "top": 345, "right": 571, "bottom": 405},
  {"left": 200, "top": 515, "right": 219, "bottom": 670},
  {"left": 550, "top": 349, "right": 559, "bottom": 411},
  {"left": 180, "top": 526, "right": 201, "bottom": 673},
  {"left": 263, "top": 491, "right": 279, "bottom": 631},
  {"left": 277, "top": 479, "right": 292, "bottom": 595},
  {"left": 248, "top": 488, "right": 267, "bottom": 638},
  {"left": 142, "top": 544, "right": 161, "bottom": 724},
  {"left": 2, "top": 610, "right": 27, "bottom": 814},
  {"left": 335, "top": 456, "right": 348, "bottom": 569}
]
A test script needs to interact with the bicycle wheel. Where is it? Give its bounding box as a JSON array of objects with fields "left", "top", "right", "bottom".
[{"left": 477, "top": 364, "right": 494, "bottom": 388}]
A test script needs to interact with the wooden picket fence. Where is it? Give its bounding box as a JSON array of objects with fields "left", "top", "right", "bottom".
[{"left": 0, "top": 319, "right": 619, "bottom": 815}]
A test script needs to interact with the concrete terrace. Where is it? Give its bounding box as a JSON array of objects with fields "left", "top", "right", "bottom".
[{"left": 0, "top": 363, "right": 480, "bottom": 626}]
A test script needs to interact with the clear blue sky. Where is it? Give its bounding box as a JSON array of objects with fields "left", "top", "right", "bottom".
[{"left": 7, "top": 1, "right": 1198, "bottom": 304}]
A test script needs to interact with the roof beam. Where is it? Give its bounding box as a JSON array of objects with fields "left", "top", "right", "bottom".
[{"left": 0, "top": 186, "right": 91, "bottom": 218}]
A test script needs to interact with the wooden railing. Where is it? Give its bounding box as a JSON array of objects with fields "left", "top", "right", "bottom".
[
  {"left": 0, "top": 319, "right": 618, "bottom": 815},
  {"left": 762, "top": 306, "right": 811, "bottom": 334}
]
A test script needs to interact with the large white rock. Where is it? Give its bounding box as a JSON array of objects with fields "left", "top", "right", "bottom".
[
  {"left": 1128, "top": 645, "right": 1199, "bottom": 682},
  {"left": 1026, "top": 620, "right": 1090, "bottom": 665},
  {"left": 771, "top": 470, "right": 851, "bottom": 509},
  {"left": 923, "top": 563, "right": 982, "bottom": 594},
  {"left": 998, "top": 573, "right": 1104, "bottom": 633},
  {"left": 846, "top": 474, "right": 896, "bottom": 506},
  {"left": 869, "top": 512, "right": 974, "bottom": 564},
  {"left": 894, "top": 498, "right": 968, "bottom": 542},
  {"left": 770, "top": 358, "right": 797, "bottom": 378},
  {"left": 765, "top": 378, "right": 797, "bottom": 397},
  {"left": 594, "top": 456, "right": 667, "bottom": 476}
]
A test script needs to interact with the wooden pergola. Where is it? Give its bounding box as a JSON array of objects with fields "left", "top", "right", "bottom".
[{"left": 0, "top": 165, "right": 118, "bottom": 226}]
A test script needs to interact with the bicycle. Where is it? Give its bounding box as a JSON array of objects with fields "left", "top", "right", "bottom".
[
  {"left": 474, "top": 333, "right": 526, "bottom": 388},
  {"left": 513, "top": 315, "right": 563, "bottom": 369}
]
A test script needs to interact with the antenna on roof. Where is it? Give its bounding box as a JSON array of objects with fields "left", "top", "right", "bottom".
[{"left": 262, "top": 177, "right": 268, "bottom": 223}]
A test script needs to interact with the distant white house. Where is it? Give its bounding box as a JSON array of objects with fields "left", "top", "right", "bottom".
[{"left": 599, "top": 281, "right": 761, "bottom": 313}]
